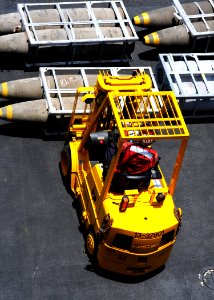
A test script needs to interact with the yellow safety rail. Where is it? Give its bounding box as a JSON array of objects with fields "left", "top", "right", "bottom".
[
  {"left": 107, "top": 90, "right": 189, "bottom": 140},
  {"left": 96, "top": 72, "right": 152, "bottom": 92}
]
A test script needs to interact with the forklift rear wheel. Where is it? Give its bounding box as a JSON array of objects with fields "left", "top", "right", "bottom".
[{"left": 86, "top": 230, "right": 97, "bottom": 260}]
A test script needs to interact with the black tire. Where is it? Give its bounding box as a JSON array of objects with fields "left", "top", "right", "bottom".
[
  {"left": 60, "top": 145, "right": 71, "bottom": 187},
  {"left": 85, "top": 228, "right": 98, "bottom": 263}
]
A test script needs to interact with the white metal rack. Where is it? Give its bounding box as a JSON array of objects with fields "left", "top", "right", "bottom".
[
  {"left": 173, "top": 0, "right": 214, "bottom": 51},
  {"left": 17, "top": 1, "right": 138, "bottom": 64},
  {"left": 40, "top": 66, "right": 158, "bottom": 135},
  {"left": 156, "top": 53, "right": 214, "bottom": 117},
  {"left": 40, "top": 66, "right": 158, "bottom": 115}
]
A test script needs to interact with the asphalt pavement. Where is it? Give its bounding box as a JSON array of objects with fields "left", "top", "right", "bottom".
[{"left": 0, "top": 0, "right": 213, "bottom": 299}]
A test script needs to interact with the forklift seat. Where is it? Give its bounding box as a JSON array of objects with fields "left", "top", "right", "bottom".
[
  {"left": 86, "top": 130, "right": 118, "bottom": 163},
  {"left": 110, "top": 170, "right": 151, "bottom": 193}
]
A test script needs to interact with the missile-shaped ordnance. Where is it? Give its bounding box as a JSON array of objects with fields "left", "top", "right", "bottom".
[
  {"left": 0, "top": 97, "right": 88, "bottom": 123},
  {"left": 0, "top": 77, "right": 49, "bottom": 100},
  {"left": 0, "top": 8, "right": 124, "bottom": 35},
  {"left": 0, "top": 27, "right": 134, "bottom": 56},
  {"left": 0, "top": 73, "right": 153, "bottom": 101},
  {"left": 133, "top": 1, "right": 214, "bottom": 28},
  {"left": 143, "top": 20, "right": 214, "bottom": 46},
  {"left": 0, "top": 67, "right": 156, "bottom": 101},
  {"left": 1, "top": 80, "right": 213, "bottom": 123},
  {"left": 0, "top": 99, "right": 49, "bottom": 122},
  {"left": 0, "top": 74, "right": 100, "bottom": 100}
]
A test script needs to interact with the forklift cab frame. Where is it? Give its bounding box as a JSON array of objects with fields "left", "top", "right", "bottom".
[{"left": 61, "top": 73, "right": 189, "bottom": 276}]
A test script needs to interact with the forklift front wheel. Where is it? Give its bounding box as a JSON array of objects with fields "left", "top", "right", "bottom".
[{"left": 61, "top": 145, "right": 71, "bottom": 178}]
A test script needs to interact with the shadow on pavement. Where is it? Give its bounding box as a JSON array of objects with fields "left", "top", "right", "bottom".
[{"left": 85, "top": 263, "right": 165, "bottom": 283}]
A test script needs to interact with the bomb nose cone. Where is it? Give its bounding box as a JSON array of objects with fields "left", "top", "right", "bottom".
[
  {"left": 0, "top": 105, "right": 13, "bottom": 121},
  {"left": 133, "top": 7, "right": 176, "bottom": 28},
  {"left": 133, "top": 13, "right": 150, "bottom": 26},
  {"left": 133, "top": 16, "right": 140, "bottom": 25},
  {"left": 143, "top": 32, "right": 160, "bottom": 46},
  {"left": 0, "top": 82, "right": 8, "bottom": 98}
]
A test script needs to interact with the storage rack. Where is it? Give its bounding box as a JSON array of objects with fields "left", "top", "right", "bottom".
[
  {"left": 157, "top": 53, "right": 214, "bottom": 117},
  {"left": 39, "top": 66, "right": 158, "bottom": 134},
  {"left": 17, "top": 1, "right": 138, "bottom": 65},
  {"left": 173, "top": 0, "right": 214, "bottom": 51},
  {"left": 40, "top": 66, "right": 158, "bottom": 115}
]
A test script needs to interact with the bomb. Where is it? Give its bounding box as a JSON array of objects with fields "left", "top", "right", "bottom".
[
  {"left": 0, "top": 74, "right": 99, "bottom": 100},
  {"left": 0, "top": 97, "right": 90, "bottom": 123},
  {"left": 0, "top": 27, "right": 135, "bottom": 59},
  {"left": 133, "top": 1, "right": 214, "bottom": 28},
  {"left": 0, "top": 8, "right": 125, "bottom": 35},
  {"left": 143, "top": 20, "right": 214, "bottom": 46}
]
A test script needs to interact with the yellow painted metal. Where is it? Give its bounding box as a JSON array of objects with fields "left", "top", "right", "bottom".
[
  {"left": 125, "top": 189, "right": 139, "bottom": 196},
  {"left": 69, "top": 141, "right": 79, "bottom": 194},
  {"left": 107, "top": 90, "right": 189, "bottom": 140},
  {"left": 1, "top": 82, "right": 8, "bottom": 98},
  {"left": 78, "top": 95, "right": 109, "bottom": 152},
  {"left": 152, "top": 32, "right": 160, "bottom": 45},
  {"left": 133, "top": 15, "right": 141, "bottom": 25},
  {"left": 144, "top": 35, "right": 150, "bottom": 45},
  {"left": 169, "top": 137, "right": 189, "bottom": 196},
  {"left": 96, "top": 72, "right": 152, "bottom": 92},
  {"left": 142, "top": 12, "right": 150, "bottom": 26},
  {"left": 97, "top": 241, "right": 174, "bottom": 275},
  {"left": 68, "top": 86, "right": 94, "bottom": 133},
  {"left": 63, "top": 73, "right": 189, "bottom": 276},
  {"left": 86, "top": 232, "right": 95, "bottom": 256},
  {"left": 6, "top": 105, "right": 13, "bottom": 121}
]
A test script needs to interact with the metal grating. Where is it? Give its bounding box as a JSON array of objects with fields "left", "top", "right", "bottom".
[
  {"left": 108, "top": 91, "right": 189, "bottom": 140},
  {"left": 39, "top": 66, "right": 158, "bottom": 115},
  {"left": 173, "top": 0, "right": 214, "bottom": 38},
  {"left": 17, "top": 1, "right": 138, "bottom": 45},
  {"left": 158, "top": 53, "right": 214, "bottom": 98}
]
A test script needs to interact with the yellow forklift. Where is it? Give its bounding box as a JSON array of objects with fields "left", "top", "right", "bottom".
[{"left": 60, "top": 71, "right": 189, "bottom": 276}]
